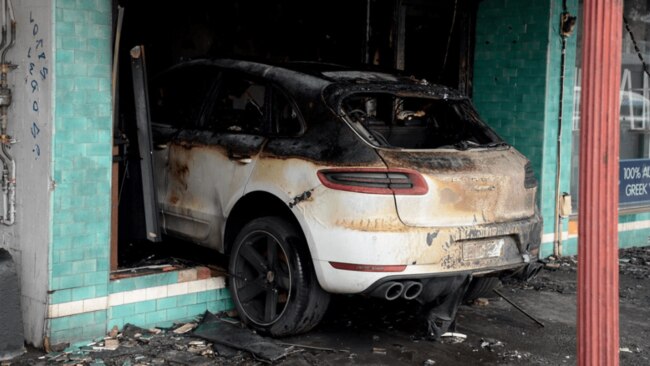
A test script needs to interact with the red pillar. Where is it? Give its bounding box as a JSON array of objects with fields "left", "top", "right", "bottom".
[{"left": 578, "top": 0, "right": 622, "bottom": 365}]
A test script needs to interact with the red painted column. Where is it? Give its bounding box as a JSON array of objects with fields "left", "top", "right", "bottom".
[{"left": 578, "top": 0, "right": 622, "bottom": 365}]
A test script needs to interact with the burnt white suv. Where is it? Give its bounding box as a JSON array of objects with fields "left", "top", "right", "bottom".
[{"left": 148, "top": 59, "right": 542, "bottom": 336}]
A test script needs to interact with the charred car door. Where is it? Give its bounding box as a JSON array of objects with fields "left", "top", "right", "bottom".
[{"left": 151, "top": 67, "right": 268, "bottom": 250}]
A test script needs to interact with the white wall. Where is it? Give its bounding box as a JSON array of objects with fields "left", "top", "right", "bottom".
[{"left": 0, "top": 0, "right": 53, "bottom": 346}]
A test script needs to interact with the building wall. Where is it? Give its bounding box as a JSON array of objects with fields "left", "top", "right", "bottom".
[
  {"left": 0, "top": 0, "right": 54, "bottom": 346},
  {"left": 46, "top": 0, "right": 233, "bottom": 346},
  {"left": 473, "top": 0, "right": 578, "bottom": 256}
]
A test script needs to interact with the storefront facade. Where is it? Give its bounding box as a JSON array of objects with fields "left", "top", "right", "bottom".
[
  {"left": 1, "top": 0, "right": 647, "bottom": 347},
  {"left": 474, "top": 0, "right": 650, "bottom": 257}
]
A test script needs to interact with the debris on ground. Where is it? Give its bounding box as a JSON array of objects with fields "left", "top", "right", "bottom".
[
  {"left": 7, "top": 246, "right": 650, "bottom": 365},
  {"left": 193, "top": 312, "right": 296, "bottom": 362},
  {"left": 498, "top": 350, "right": 531, "bottom": 360},
  {"left": 439, "top": 332, "right": 467, "bottom": 344},
  {"left": 172, "top": 322, "right": 197, "bottom": 334},
  {"left": 480, "top": 338, "right": 505, "bottom": 352},
  {"left": 472, "top": 298, "right": 489, "bottom": 306}
]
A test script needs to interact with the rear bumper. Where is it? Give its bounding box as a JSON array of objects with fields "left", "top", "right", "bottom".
[{"left": 309, "top": 213, "right": 542, "bottom": 293}]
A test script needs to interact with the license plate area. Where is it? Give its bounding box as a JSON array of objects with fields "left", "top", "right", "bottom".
[{"left": 462, "top": 238, "right": 506, "bottom": 261}]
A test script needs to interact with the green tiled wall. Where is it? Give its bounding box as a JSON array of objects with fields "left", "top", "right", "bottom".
[
  {"left": 473, "top": 0, "right": 578, "bottom": 236},
  {"left": 106, "top": 290, "right": 233, "bottom": 331},
  {"left": 51, "top": 0, "right": 112, "bottom": 296},
  {"left": 49, "top": 0, "right": 113, "bottom": 340}
]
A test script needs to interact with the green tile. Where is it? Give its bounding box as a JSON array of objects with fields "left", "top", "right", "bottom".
[
  {"left": 74, "top": 76, "right": 99, "bottom": 90},
  {"left": 95, "top": 284, "right": 109, "bottom": 297},
  {"left": 88, "top": 37, "right": 111, "bottom": 53},
  {"left": 50, "top": 316, "right": 71, "bottom": 332},
  {"left": 59, "top": 249, "right": 84, "bottom": 263},
  {"left": 58, "top": 0, "right": 78, "bottom": 9},
  {"left": 123, "top": 314, "right": 146, "bottom": 327},
  {"left": 107, "top": 317, "right": 124, "bottom": 331},
  {"left": 111, "top": 278, "right": 138, "bottom": 293},
  {"left": 71, "top": 286, "right": 96, "bottom": 301},
  {"left": 50, "top": 329, "right": 80, "bottom": 345},
  {"left": 111, "top": 304, "right": 136, "bottom": 319},
  {"left": 82, "top": 323, "right": 108, "bottom": 340},
  {"left": 67, "top": 312, "right": 96, "bottom": 329},
  {"left": 62, "top": 9, "right": 88, "bottom": 23},
  {"left": 156, "top": 297, "right": 177, "bottom": 311},
  {"left": 61, "top": 36, "right": 86, "bottom": 50},
  {"left": 84, "top": 271, "right": 107, "bottom": 286},
  {"left": 95, "top": 25, "right": 111, "bottom": 39},
  {"left": 56, "top": 21, "right": 76, "bottom": 36},
  {"left": 95, "top": 0, "right": 112, "bottom": 13},
  {"left": 166, "top": 306, "right": 188, "bottom": 322},
  {"left": 52, "top": 263, "right": 74, "bottom": 278},
  {"left": 90, "top": 10, "right": 111, "bottom": 25},
  {"left": 59, "top": 274, "right": 85, "bottom": 289},
  {"left": 187, "top": 303, "right": 208, "bottom": 317},
  {"left": 145, "top": 310, "right": 167, "bottom": 326},
  {"left": 56, "top": 50, "right": 74, "bottom": 64},
  {"left": 135, "top": 300, "right": 156, "bottom": 314},
  {"left": 217, "top": 288, "right": 232, "bottom": 300},
  {"left": 196, "top": 291, "right": 207, "bottom": 303},
  {"left": 177, "top": 293, "right": 198, "bottom": 307}
]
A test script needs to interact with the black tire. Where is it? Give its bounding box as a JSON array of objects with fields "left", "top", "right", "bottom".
[
  {"left": 228, "top": 216, "right": 330, "bottom": 336},
  {"left": 463, "top": 277, "right": 502, "bottom": 302}
]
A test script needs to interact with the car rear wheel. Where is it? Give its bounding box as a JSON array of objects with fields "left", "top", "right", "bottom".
[{"left": 228, "top": 216, "right": 330, "bottom": 336}]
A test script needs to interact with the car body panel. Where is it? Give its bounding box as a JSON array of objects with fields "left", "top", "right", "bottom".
[
  {"left": 378, "top": 148, "right": 536, "bottom": 227},
  {"left": 154, "top": 128, "right": 266, "bottom": 250}
]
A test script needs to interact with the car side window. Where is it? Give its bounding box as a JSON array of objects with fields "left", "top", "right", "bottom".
[
  {"left": 150, "top": 66, "right": 220, "bottom": 129},
  {"left": 209, "top": 73, "right": 267, "bottom": 134},
  {"left": 271, "top": 87, "right": 304, "bottom": 136}
]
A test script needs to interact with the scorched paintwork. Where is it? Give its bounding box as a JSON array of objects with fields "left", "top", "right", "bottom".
[{"left": 149, "top": 58, "right": 542, "bottom": 295}]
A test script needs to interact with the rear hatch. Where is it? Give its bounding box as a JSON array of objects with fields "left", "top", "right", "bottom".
[
  {"left": 325, "top": 80, "right": 537, "bottom": 227},
  {"left": 378, "top": 149, "right": 536, "bottom": 227}
]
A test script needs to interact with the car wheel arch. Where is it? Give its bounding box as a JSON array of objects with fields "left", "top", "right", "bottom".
[{"left": 224, "top": 191, "right": 314, "bottom": 257}]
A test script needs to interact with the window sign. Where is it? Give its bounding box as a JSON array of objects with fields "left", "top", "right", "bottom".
[{"left": 620, "top": 159, "right": 650, "bottom": 205}]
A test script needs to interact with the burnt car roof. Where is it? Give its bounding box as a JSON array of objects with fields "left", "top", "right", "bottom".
[{"left": 161, "top": 58, "right": 465, "bottom": 99}]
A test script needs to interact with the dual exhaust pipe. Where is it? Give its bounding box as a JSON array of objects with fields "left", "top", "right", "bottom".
[{"left": 369, "top": 280, "right": 423, "bottom": 301}]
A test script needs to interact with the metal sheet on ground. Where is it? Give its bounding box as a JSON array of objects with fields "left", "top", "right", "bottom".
[{"left": 193, "top": 313, "right": 295, "bottom": 362}]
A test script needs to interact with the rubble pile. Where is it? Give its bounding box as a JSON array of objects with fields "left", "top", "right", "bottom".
[
  {"left": 26, "top": 321, "right": 256, "bottom": 366},
  {"left": 618, "top": 246, "right": 650, "bottom": 279}
]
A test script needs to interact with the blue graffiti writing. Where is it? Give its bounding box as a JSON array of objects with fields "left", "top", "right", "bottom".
[{"left": 30, "top": 123, "right": 39, "bottom": 139}]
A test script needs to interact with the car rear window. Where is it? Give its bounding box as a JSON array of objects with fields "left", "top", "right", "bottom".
[{"left": 341, "top": 93, "right": 503, "bottom": 150}]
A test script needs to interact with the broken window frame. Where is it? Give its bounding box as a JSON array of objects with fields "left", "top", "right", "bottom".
[{"left": 335, "top": 90, "right": 504, "bottom": 151}]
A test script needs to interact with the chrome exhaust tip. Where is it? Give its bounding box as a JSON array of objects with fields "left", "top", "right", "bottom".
[
  {"left": 401, "top": 281, "right": 423, "bottom": 300},
  {"left": 370, "top": 281, "right": 404, "bottom": 301}
]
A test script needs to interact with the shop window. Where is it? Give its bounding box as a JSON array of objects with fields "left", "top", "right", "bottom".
[{"left": 571, "top": 1, "right": 650, "bottom": 211}]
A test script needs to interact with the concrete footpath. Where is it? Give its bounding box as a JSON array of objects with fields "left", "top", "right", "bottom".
[{"left": 6, "top": 246, "right": 650, "bottom": 365}]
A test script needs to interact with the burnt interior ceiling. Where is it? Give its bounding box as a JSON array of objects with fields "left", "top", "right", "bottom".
[
  {"left": 116, "top": 0, "right": 470, "bottom": 85},
  {"left": 114, "top": 0, "right": 474, "bottom": 268}
]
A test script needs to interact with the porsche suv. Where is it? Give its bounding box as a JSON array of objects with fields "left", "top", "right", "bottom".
[{"left": 148, "top": 59, "right": 542, "bottom": 336}]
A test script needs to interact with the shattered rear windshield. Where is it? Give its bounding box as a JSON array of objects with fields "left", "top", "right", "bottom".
[{"left": 341, "top": 93, "right": 505, "bottom": 150}]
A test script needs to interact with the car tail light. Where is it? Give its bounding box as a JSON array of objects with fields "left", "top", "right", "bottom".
[
  {"left": 329, "top": 262, "right": 407, "bottom": 272},
  {"left": 317, "top": 168, "right": 428, "bottom": 195}
]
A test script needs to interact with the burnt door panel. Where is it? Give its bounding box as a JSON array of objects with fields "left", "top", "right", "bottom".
[{"left": 162, "top": 71, "right": 269, "bottom": 250}]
